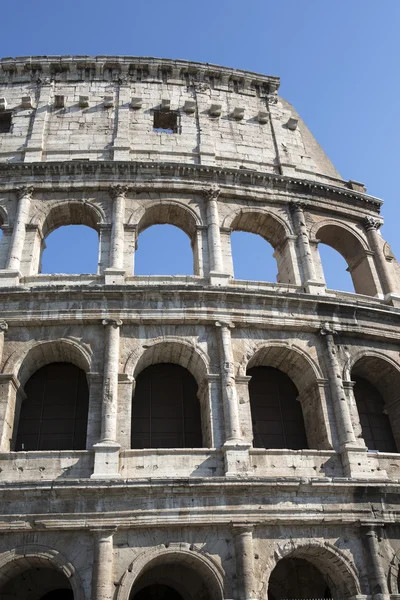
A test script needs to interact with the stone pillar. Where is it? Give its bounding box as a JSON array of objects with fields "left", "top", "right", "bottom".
[
  {"left": 233, "top": 525, "right": 256, "bottom": 600},
  {"left": 215, "top": 321, "right": 250, "bottom": 475},
  {"left": 24, "top": 80, "right": 53, "bottom": 162},
  {"left": 92, "top": 319, "right": 122, "bottom": 479},
  {"left": 364, "top": 217, "right": 399, "bottom": 303},
  {"left": 361, "top": 525, "right": 389, "bottom": 599},
  {"left": 0, "top": 320, "right": 8, "bottom": 367},
  {"left": 104, "top": 185, "right": 127, "bottom": 284},
  {"left": 290, "top": 201, "right": 324, "bottom": 294},
  {"left": 203, "top": 186, "right": 230, "bottom": 286},
  {"left": 91, "top": 528, "right": 116, "bottom": 600},
  {"left": 2, "top": 187, "right": 33, "bottom": 283}
]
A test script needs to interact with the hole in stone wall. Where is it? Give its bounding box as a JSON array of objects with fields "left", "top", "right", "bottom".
[
  {"left": 153, "top": 110, "right": 179, "bottom": 134},
  {"left": 135, "top": 224, "right": 193, "bottom": 276},
  {"left": 0, "top": 111, "right": 12, "bottom": 133},
  {"left": 318, "top": 243, "right": 355, "bottom": 293},
  {"left": 41, "top": 225, "right": 99, "bottom": 274},
  {"left": 231, "top": 231, "right": 277, "bottom": 282}
]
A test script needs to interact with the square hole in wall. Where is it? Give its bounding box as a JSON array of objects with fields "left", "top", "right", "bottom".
[
  {"left": 153, "top": 110, "right": 179, "bottom": 134},
  {"left": 0, "top": 112, "right": 12, "bottom": 133}
]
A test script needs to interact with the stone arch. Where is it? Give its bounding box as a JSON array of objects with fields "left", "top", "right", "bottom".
[
  {"left": 343, "top": 350, "right": 400, "bottom": 452},
  {"left": 313, "top": 219, "right": 378, "bottom": 296},
  {"left": 0, "top": 205, "right": 9, "bottom": 227},
  {"left": 240, "top": 341, "right": 330, "bottom": 450},
  {"left": 116, "top": 544, "right": 229, "bottom": 600},
  {"left": 9, "top": 338, "right": 92, "bottom": 387},
  {"left": 0, "top": 544, "right": 85, "bottom": 600},
  {"left": 388, "top": 546, "right": 400, "bottom": 593},
  {"left": 225, "top": 208, "right": 297, "bottom": 284},
  {"left": 264, "top": 539, "right": 361, "bottom": 599},
  {"left": 33, "top": 200, "right": 104, "bottom": 237},
  {"left": 125, "top": 337, "right": 209, "bottom": 387}
]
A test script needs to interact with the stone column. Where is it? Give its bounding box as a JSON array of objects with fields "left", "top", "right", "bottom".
[
  {"left": 215, "top": 321, "right": 250, "bottom": 475},
  {"left": 203, "top": 186, "right": 230, "bottom": 286},
  {"left": 361, "top": 525, "right": 389, "bottom": 599},
  {"left": 320, "top": 324, "right": 357, "bottom": 449},
  {"left": 6, "top": 187, "right": 33, "bottom": 275},
  {"left": 0, "top": 320, "right": 8, "bottom": 368},
  {"left": 104, "top": 185, "right": 127, "bottom": 284},
  {"left": 91, "top": 319, "right": 122, "bottom": 479},
  {"left": 91, "top": 528, "right": 116, "bottom": 600},
  {"left": 233, "top": 525, "right": 256, "bottom": 600},
  {"left": 290, "top": 200, "right": 324, "bottom": 294},
  {"left": 364, "top": 217, "right": 399, "bottom": 301}
]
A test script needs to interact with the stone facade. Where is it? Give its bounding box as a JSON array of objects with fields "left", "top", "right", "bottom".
[{"left": 0, "top": 56, "right": 399, "bottom": 600}]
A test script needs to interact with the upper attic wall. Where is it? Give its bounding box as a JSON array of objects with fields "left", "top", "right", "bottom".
[{"left": 0, "top": 56, "right": 346, "bottom": 187}]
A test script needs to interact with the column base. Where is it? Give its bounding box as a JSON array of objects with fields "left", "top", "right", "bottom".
[
  {"left": 0, "top": 269, "right": 21, "bottom": 287},
  {"left": 91, "top": 441, "right": 122, "bottom": 479},
  {"left": 223, "top": 441, "right": 251, "bottom": 477},
  {"left": 341, "top": 445, "right": 388, "bottom": 479},
  {"left": 303, "top": 280, "right": 326, "bottom": 295},
  {"left": 209, "top": 271, "right": 231, "bottom": 287},
  {"left": 385, "top": 293, "right": 400, "bottom": 308},
  {"left": 104, "top": 268, "right": 126, "bottom": 285}
]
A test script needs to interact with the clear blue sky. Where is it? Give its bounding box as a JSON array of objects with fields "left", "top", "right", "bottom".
[{"left": 2, "top": 0, "right": 399, "bottom": 289}]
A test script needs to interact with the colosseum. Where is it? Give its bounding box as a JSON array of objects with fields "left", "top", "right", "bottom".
[{"left": 0, "top": 55, "right": 399, "bottom": 600}]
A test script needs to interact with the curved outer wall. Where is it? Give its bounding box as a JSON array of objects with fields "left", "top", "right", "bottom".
[{"left": 0, "top": 56, "right": 399, "bottom": 600}]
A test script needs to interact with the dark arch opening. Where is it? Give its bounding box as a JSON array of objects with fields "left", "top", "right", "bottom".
[
  {"left": 135, "top": 224, "right": 194, "bottom": 276},
  {"left": 133, "top": 584, "right": 184, "bottom": 600},
  {"left": 0, "top": 566, "right": 73, "bottom": 599},
  {"left": 131, "top": 363, "right": 203, "bottom": 449},
  {"left": 247, "top": 366, "right": 308, "bottom": 450},
  {"left": 353, "top": 376, "right": 397, "bottom": 452},
  {"left": 15, "top": 362, "right": 89, "bottom": 451},
  {"left": 268, "top": 557, "right": 332, "bottom": 600},
  {"left": 231, "top": 231, "right": 277, "bottom": 282},
  {"left": 41, "top": 224, "right": 99, "bottom": 274}
]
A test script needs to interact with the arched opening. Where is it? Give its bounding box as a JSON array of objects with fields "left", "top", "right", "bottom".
[
  {"left": 268, "top": 557, "right": 332, "bottom": 600},
  {"left": 351, "top": 355, "right": 400, "bottom": 452},
  {"left": 316, "top": 224, "right": 378, "bottom": 296},
  {"left": 229, "top": 211, "right": 296, "bottom": 284},
  {"left": 0, "top": 566, "right": 73, "bottom": 600},
  {"left": 129, "top": 560, "right": 215, "bottom": 600},
  {"left": 231, "top": 231, "right": 277, "bottom": 281},
  {"left": 15, "top": 363, "right": 89, "bottom": 451},
  {"left": 247, "top": 366, "right": 308, "bottom": 449},
  {"left": 136, "top": 224, "right": 193, "bottom": 276},
  {"left": 41, "top": 224, "right": 99, "bottom": 274},
  {"left": 318, "top": 243, "right": 355, "bottom": 293},
  {"left": 131, "top": 363, "right": 203, "bottom": 448}
]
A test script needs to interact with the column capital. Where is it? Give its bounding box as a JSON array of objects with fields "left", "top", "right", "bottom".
[
  {"left": 232, "top": 523, "right": 254, "bottom": 535},
  {"left": 0, "top": 320, "right": 8, "bottom": 332},
  {"left": 289, "top": 199, "right": 310, "bottom": 211},
  {"left": 201, "top": 184, "right": 221, "bottom": 202},
  {"left": 16, "top": 186, "right": 34, "bottom": 201},
  {"left": 90, "top": 525, "right": 117, "bottom": 536},
  {"left": 215, "top": 320, "right": 235, "bottom": 329},
  {"left": 364, "top": 216, "right": 383, "bottom": 231},
  {"left": 319, "top": 322, "right": 338, "bottom": 336},
  {"left": 109, "top": 184, "right": 129, "bottom": 199},
  {"left": 102, "top": 318, "right": 123, "bottom": 328}
]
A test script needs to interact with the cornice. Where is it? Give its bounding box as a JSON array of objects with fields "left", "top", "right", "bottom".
[
  {"left": 0, "top": 161, "right": 383, "bottom": 211},
  {"left": 0, "top": 55, "right": 280, "bottom": 94}
]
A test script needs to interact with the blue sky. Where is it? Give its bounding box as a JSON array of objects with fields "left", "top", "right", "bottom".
[{"left": 2, "top": 0, "right": 399, "bottom": 289}]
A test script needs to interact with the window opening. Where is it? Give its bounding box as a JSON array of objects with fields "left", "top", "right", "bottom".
[
  {"left": 153, "top": 110, "right": 179, "bottom": 134},
  {"left": 318, "top": 243, "right": 354, "bottom": 293},
  {"left": 15, "top": 363, "right": 89, "bottom": 451},
  {"left": 41, "top": 225, "right": 98, "bottom": 274},
  {"left": 131, "top": 363, "right": 203, "bottom": 448},
  {"left": 248, "top": 366, "right": 308, "bottom": 450},
  {"left": 231, "top": 231, "right": 277, "bottom": 282},
  {"left": 353, "top": 376, "right": 397, "bottom": 452},
  {"left": 135, "top": 224, "right": 193, "bottom": 276},
  {"left": 0, "top": 111, "right": 12, "bottom": 133}
]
